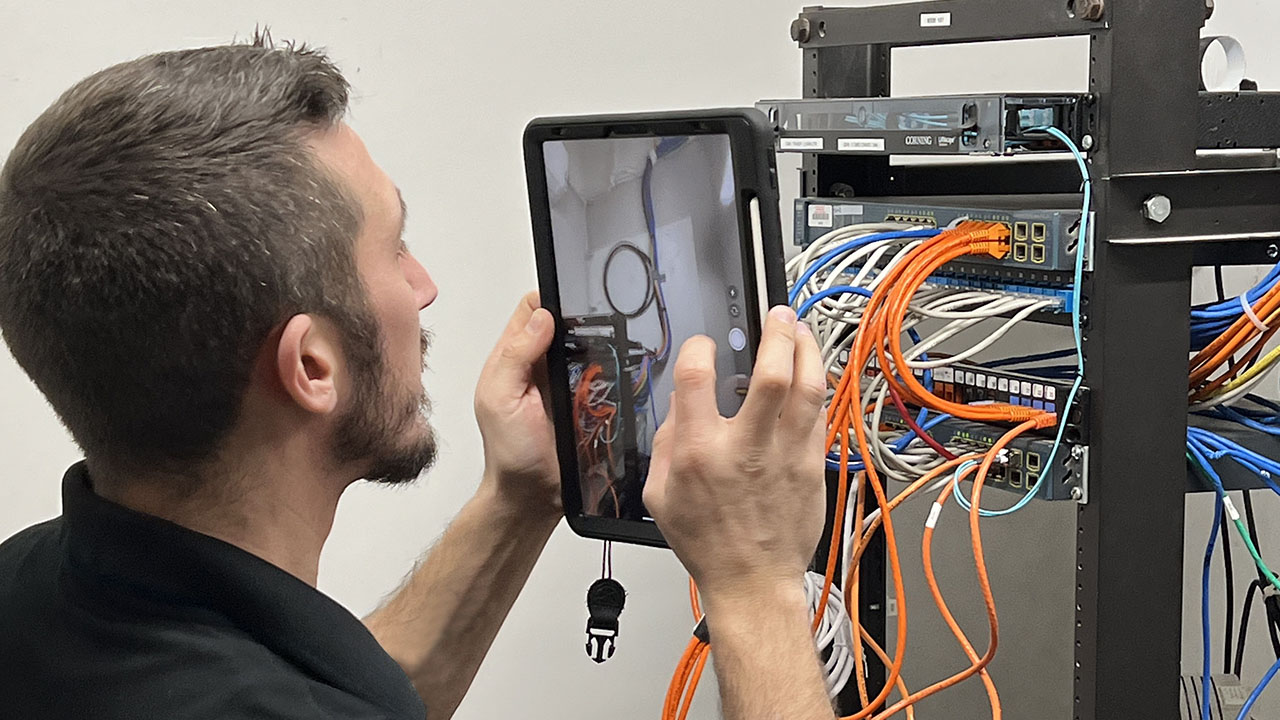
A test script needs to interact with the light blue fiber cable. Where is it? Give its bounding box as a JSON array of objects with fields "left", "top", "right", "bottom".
[{"left": 954, "top": 126, "right": 1088, "bottom": 516}]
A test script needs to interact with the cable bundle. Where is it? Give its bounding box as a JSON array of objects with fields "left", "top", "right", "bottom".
[
  {"left": 1191, "top": 265, "right": 1280, "bottom": 351},
  {"left": 664, "top": 573, "right": 862, "bottom": 719},
  {"left": 662, "top": 128, "right": 1091, "bottom": 719},
  {"left": 817, "top": 220, "right": 1059, "bottom": 719},
  {"left": 1188, "top": 431, "right": 1280, "bottom": 720},
  {"left": 1190, "top": 270, "right": 1280, "bottom": 409},
  {"left": 1185, "top": 237, "right": 1280, "bottom": 720},
  {"left": 788, "top": 221, "right": 1061, "bottom": 485}
]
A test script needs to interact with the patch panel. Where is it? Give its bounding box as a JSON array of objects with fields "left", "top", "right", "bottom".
[
  {"left": 879, "top": 408, "right": 1085, "bottom": 502},
  {"left": 795, "top": 195, "right": 1088, "bottom": 280},
  {"left": 925, "top": 272, "right": 1074, "bottom": 313},
  {"left": 857, "top": 355, "right": 1089, "bottom": 442}
]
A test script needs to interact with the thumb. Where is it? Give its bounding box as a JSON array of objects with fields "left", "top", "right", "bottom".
[{"left": 487, "top": 308, "right": 555, "bottom": 389}]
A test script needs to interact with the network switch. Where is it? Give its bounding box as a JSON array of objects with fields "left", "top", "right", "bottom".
[
  {"left": 796, "top": 195, "right": 1086, "bottom": 280},
  {"left": 879, "top": 408, "right": 1085, "bottom": 503}
]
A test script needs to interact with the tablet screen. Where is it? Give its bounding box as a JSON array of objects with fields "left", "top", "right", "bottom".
[{"left": 543, "top": 134, "right": 754, "bottom": 522}]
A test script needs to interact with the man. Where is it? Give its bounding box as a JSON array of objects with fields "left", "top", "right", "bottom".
[{"left": 0, "top": 36, "right": 833, "bottom": 719}]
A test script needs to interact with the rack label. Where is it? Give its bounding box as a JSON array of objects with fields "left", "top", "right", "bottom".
[
  {"left": 838, "top": 138, "right": 886, "bottom": 152},
  {"left": 920, "top": 12, "right": 952, "bottom": 28},
  {"left": 780, "top": 137, "right": 824, "bottom": 151}
]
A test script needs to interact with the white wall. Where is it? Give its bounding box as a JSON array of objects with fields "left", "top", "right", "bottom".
[
  {"left": 4, "top": 2, "right": 1280, "bottom": 719},
  {"left": 0, "top": 2, "right": 799, "bottom": 719}
]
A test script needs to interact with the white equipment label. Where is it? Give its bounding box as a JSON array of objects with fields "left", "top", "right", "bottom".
[
  {"left": 808, "top": 204, "right": 834, "bottom": 228},
  {"left": 838, "top": 138, "right": 886, "bottom": 152},
  {"left": 780, "top": 137, "right": 824, "bottom": 151},
  {"left": 920, "top": 12, "right": 952, "bottom": 27}
]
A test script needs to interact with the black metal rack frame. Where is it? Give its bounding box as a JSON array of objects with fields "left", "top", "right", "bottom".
[{"left": 790, "top": 2, "right": 1280, "bottom": 718}]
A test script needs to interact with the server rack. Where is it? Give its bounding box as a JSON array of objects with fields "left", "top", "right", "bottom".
[{"left": 782, "top": 2, "right": 1280, "bottom": 718}]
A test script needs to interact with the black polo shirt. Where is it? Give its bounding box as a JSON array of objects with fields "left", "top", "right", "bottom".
[{"left": 0, "top": 463, "right": 427, "bottom": 720}]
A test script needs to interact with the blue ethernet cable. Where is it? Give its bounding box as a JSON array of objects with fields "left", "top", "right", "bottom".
[
  {"left": 1213, "top": 406, "right": 1280, "bottom": 437},
  {"left": 1237, "top": 655, "right": 1280, "bottom": 720},
  {"left": 1190, "top": 264, "right": 1280, "bottom": 350},
  {"left": 788, "top": 229, "right": 940, "bottom": 306},
  {"left": 1186, "top": 438, "right": 1280, "bottom": 719},
  {"left": 797, "top": 285, "right": 873, "bottom": 319},
  {"left": 1201, "top": 485, "right": 1224, "bottom": 720},
  {"left": 1187, "top": 438, "right": 1280, "bottom": 596},
  {"left": 1191, "top": 265, "right": 1280, "bottom": 323},
  {"left": 1187, "top": 428, "right": 1280, "bottom": 498}
]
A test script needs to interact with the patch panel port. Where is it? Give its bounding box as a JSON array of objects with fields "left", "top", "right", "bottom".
[
  {"left": 1013, "top": 221, "right": 1029, "bottom": 241},
  {"left": 1027, "top": 451, "right": 1042, "bottom": 471},
  {"left": 1031, "top": 244, "right": 1046, "bottom": 264},
  {"left": 1031, "top": 222, "right": 1047, "bottom": 243},
  {"left": 1013, "top": 242, "right": 1029, "bottom": 262}
]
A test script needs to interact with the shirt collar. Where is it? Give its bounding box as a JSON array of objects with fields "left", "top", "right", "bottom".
[{"left": 60, "top": 462, "right": 426, "bottom": 720}]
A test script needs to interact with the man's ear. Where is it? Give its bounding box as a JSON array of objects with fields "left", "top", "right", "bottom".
[{"left": 276, "top": 314, "right": 341, "bottom": 415}]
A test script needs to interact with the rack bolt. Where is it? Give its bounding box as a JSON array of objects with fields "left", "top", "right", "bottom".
[
  {"left": 1068, "top": 0, "right": 1105, "bottom": 21},
  {"left": 1071, "top": 446, "right": 1085, "bottom": 461},
  {"left": 1205, "top": 0, "right": 1215, "bottom": 20},
  {"left": 1081, "top": 135, "right": 1094, "bottom": 150},
  {"left": 1142, "top": 194, "right": 1172, "bottom": 224},
  {"left": 790, "top": 17, "right": 811, "bottom": 43},
  {"left": 1269, "top": 244, "right": 1279, "bottom": 260},
  {"left": 1070, "top": 487, "right": 1084, "bottom": 501}
]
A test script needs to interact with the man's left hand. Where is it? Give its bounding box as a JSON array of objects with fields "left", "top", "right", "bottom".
[{"left": 474, "top": 291, "right": 561, "bottom": 518}]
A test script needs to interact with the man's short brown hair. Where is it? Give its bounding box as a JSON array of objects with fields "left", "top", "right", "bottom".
[{"left": 0, "top": 33, "right": 380, "bottom": 473}]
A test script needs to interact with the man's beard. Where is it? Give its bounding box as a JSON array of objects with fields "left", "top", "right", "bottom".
[{"left": 332, "top": 327, "right": 437, "bottom": 485}]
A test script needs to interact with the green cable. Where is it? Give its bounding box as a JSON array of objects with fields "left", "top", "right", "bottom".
[{"left": 1188, "top": 452, "right": 1280, "bottom": 594}]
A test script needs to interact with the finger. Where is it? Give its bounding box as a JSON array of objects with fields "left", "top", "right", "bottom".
[
  {"left": 737, "top": 306, "right": 799, "bottom": 437},
  {"left": 500, "top": 290, "right": 542, "bottom": 338},
  {"left": 483, "top": 302, "right": 555, "bottom": 390},
  {"left": 531, "top": 356, "right": 553, "bottom": 418},
  {"left": 643, "top": 394, "right": 677, "bottom": 521},
  {"left": 671, "top": 336, "right": 721, "bottom": 429},
  {"left": 482, "top": 291, "right": 542, "bottom": 368},
  {"left": 779, "top": 321, "right": 827, "bottom": 441}
]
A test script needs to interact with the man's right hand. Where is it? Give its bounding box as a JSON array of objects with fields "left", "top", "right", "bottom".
[{"left": 643, "top": 305, "right": 828, "bottom": 609}]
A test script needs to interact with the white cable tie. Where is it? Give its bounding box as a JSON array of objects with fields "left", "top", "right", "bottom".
[
  {"left": 925, "top": 502, "right": 944, "bottom": 529},
  {"left": 1223, "top": 495, "right": 1242, "bottom": 522},
  {"left": 1240, "top": 293, "right": 1268, "bottom": 332},
  {"left": 1265, "top": 585, "right": 1280, "bottom": 599}
]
